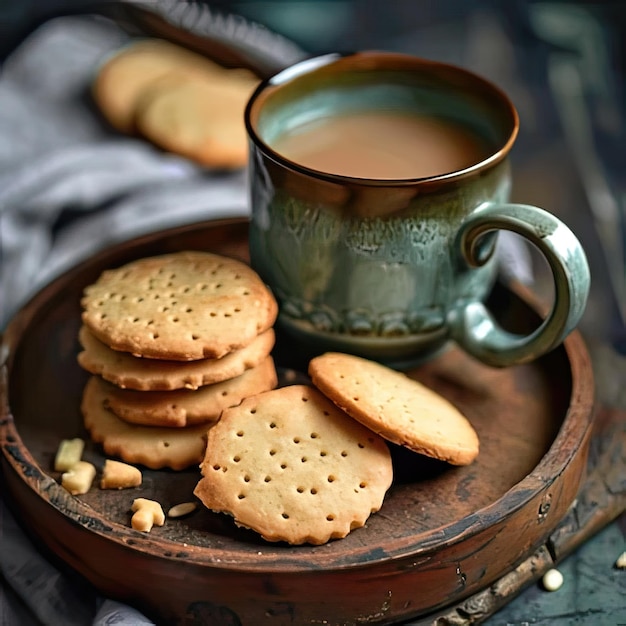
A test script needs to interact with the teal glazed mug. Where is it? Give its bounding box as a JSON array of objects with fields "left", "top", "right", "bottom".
[{"left": 244, "top": 52, "right": 591, "bottom": 367}]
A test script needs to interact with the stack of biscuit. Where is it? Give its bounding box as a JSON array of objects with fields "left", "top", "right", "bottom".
[{"left": 77, "top": 251, "right": 279, "bottom": 470}]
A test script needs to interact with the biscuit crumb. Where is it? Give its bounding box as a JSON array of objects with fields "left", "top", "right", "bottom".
[
  {"left": 131, "top": 498, "right": 165, "bottom": 532},
  {"left": 61, "top": 461, "right": 96, "bottom": 495},
  {"left": 54, "top": 438, "right": 85, "bottom": 472},
  {"left": 541, "top": 568, "right": 564, "bottom": 591},
  {"left": 100, "top": 459, "right": 142, "bottom": 489}
]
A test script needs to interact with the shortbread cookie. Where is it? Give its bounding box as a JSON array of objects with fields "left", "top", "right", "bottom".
[
  {"left": 194, "top": 384, "right": 393, "bottom": 545},
  {"left": 134, "top": 73, "right": 257, "bottom": 169},
  {"left": 81, "top": 251, "right": 278, "bottom": 360},
  {"left": 95, "top": 356, "right": 277, "bottom": 427},
  {"left": 92, "top": 38, "right": 256, "bottom": 134},
  {"left": 77, "top": 325, "right": 275, "bottom": 391},
  {"left": 81, "top": 379, "right": 209, "bottom": 470},
  {"left": 308, "top": 353, "right": 479, "bottom": 466}
]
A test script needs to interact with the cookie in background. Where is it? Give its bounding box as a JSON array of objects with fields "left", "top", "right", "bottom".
[{"left": 92, "top": 38, "right": 260, "bottom": 169}]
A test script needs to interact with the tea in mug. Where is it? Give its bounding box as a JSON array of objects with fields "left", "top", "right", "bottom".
[{"left": 271, "top": 111, "right": 491, "bottom": 179}]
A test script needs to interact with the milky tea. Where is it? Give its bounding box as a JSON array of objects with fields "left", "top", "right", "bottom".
[{"left": 272, "top": 110, "right": 491, "bottom": 179}]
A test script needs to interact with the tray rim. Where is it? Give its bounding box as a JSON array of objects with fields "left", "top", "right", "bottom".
[{"left": 0, "top": 216, "right": 596, "bottom": 573}]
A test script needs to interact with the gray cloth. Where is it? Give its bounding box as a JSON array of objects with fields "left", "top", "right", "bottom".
[
  {"left": 0, "top": 14, "right": 532, "bottom": 626},
  {"left": 0, "top": 15, "right": 252, "bottom": 327}
]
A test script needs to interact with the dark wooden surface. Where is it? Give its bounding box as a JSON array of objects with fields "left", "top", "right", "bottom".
[
  {"left": 407, "top": 404, "right": 625, "bottom": 625},
  {"left": 0, "top": 218, "right": 599, "bottom": 625}
]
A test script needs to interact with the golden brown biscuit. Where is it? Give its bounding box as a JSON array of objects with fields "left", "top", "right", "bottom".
[
  {"left": 96, "top": 356, "right": 278, "bottom": 428},
  {"left": 77, "top": 325, "right": 275, "bottom": 391},
  {"left": 308, "top": 352, "right": 479, "bottom": 466},
  {"left": 81, "top": 377, "right": 209, "bottom": 470},
  {"left": 134, "top": 73, "right": 257, "bottom": 169},
  {"left": 194, "top": 384, "right": 393, "bottom": 545},
  {"left": 81, "top": 251, "right": 278, "bottom": 361}
]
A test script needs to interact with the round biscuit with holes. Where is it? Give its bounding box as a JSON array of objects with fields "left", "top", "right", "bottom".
[
  {"left": 308, "top": 352, "right": 479, "bottom": 466},
  {"left": 81, "top": 377, "right": 209, "bottom": 470},
  {"left": 77, "top": 325, "right": 275, "bottom": 391},
  {"left": 97, "top": 356, "right": 278, "bottom": 428},
  {"left": 193, "top": 384, "right": 393, "bottom": 545},
  {"left": 81, "top": 251, "right": 278, "bottom": 360}
]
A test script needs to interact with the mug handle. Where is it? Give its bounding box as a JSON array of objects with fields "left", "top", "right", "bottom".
[{"left": 450, "top": 202, "right": 591, "bottom": 367}]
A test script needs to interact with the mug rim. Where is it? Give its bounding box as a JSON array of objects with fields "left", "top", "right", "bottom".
[{"left": 244, "top": 51, "right": 520, "bottom": 187}]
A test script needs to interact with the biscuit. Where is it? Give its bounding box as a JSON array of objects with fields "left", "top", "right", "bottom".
[
  {"left": 194, "top": 384, "right": 393, "bottom": 545},
  {"left": 81, "top": 251, "right": 278, "bottom": 360},
  {"left": 61, "top": 461, "right": 96, "bottom": 495},
  {"left": 100, "top": 459, "right": 142, "bottom": 489},
  {"left": 134, "top": 73, "right": 257, "bottom": 169},
  {"left": 81, "top": 378, "right": 209, "bottom": 470},
  {"left": 54, "top": 438, "right": 85, "bottom": 471},
  {"left": 131, "top": 498, "right": 165, "bottom": 532},
  {"left": 308, "top": 352, "right": 479, "bottom": 466},
  {"left": 77, "top": 325, "right": 275, "bottom": 391},
  {"left": 96, "top": 356, "right": 278, "bottom": 428},
  {"left": 92, "top": 38, "right": 256, "bottom": 134}
]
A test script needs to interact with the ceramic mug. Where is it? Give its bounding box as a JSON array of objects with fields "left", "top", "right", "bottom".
[{"left": 244, "top": 52, "right": 590, "bottom": 367}]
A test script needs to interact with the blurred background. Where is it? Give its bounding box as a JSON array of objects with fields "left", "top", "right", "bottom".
[{"left": 2, "top": 1, "right": 626, "bottom": 66}]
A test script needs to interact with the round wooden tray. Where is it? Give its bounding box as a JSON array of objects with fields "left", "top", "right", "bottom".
[{"left": 0, "top": 218, "right": 595, "bottom": 625}]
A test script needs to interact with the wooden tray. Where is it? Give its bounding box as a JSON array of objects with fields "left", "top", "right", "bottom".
[{"left": 0, "top": 218, "right": 595, "bottom": 625}]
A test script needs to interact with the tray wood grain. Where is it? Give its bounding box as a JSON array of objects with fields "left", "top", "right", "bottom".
[{"left": 0, "top": 218, "right": 598, "bottom": 625}]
